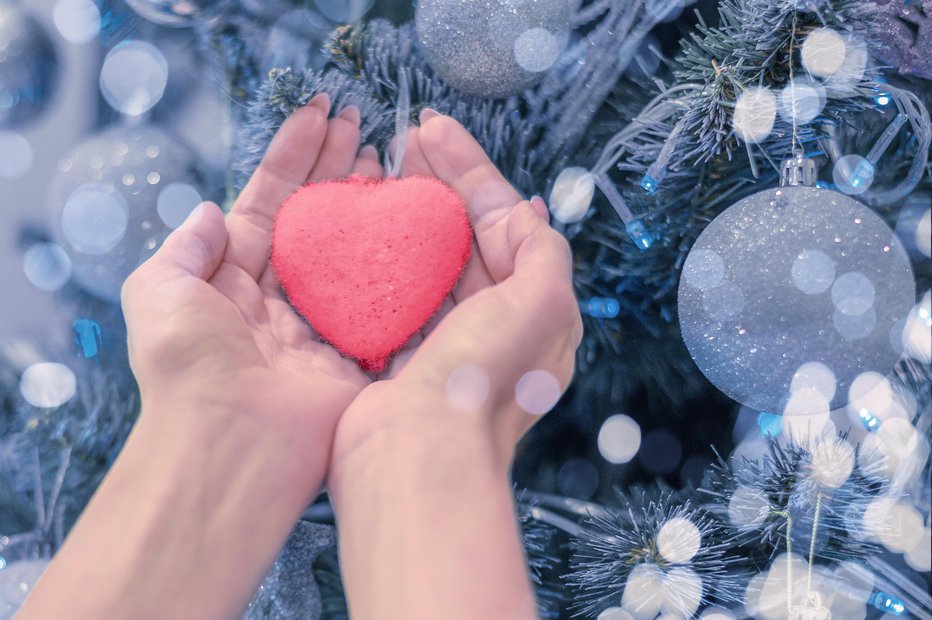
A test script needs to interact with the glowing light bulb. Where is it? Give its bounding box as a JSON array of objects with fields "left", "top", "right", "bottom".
[
  {"left": 858, "top": 408, "right": 880, "bottom": 430},
  {"left": 581, "top": 297, "right": 620, "bottom": 319},
  {"left": 868, "top": 591, "right": 906, "bottom": 615},
  {"left": 640, "top": 174, "right": 658, "bottom": 194},
  {"left": 626, "top": 220, "right": 654, "bottom": 250}
]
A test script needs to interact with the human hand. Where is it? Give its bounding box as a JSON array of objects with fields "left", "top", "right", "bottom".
[
  {"left": 121, "top": 94, "right": 382, "bottom": 488},
  {"left": 331, "top": 110, "right": 583, "bottom": 473},
  {"left": 325, "top": 111, "right": 581, "bottom": 620},
  {"left": 22, "top": 96, "right": 392, "bottom": 620}
]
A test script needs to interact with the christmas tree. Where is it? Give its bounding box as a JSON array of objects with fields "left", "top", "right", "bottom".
[{"left": 0, "top": 0, "right": 929, "bottom": 618}]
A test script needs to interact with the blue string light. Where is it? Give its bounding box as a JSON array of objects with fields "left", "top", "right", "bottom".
[
  {"left": 73, "top": 318, "right": 102, "bottom": 361},
  {"left": 640, "top": 174, "right": 658, "bottom": 194},
  {"left": 919, "top": 305, "right": 931, "bottom": 327},
  {"left": 580, "top": 297, "right": 621, "bottom": 319},
  {"left": 757, "top": 412, "right": 782, "bottom": 437},
  {"left": 868, "top": 591, "right": 907, "bottom": 616},
  {"left": 625, "top": 220, "right": 654, "bottom": 250},
  {"left": 858, "top": 408, "right": 880, "bottom": 431},
  {"left": 847, "top": 159, "right": 875, "bottom": 189}
]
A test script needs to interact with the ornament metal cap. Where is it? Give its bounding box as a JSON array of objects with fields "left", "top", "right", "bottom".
[{"left": 780, "top": 150, "right": 819, "bottom": 187}]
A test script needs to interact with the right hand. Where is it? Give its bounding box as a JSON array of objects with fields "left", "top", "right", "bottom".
[{"left": 330, "top": 110, "right": 583, "bottom": 475}]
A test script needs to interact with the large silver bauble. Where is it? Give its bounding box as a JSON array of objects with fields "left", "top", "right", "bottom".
[
  {"left": 123, "top": 0, "right": 233, "bottom": 27},
  {"left": 49, "top": 126, "right": 205, "bottom": 303},
  {"left": 0, "top": 4, "right": 58, "bottom": 128},
  {"left": 678, "top": 185, "right": 915, "bottom": 414},
  {"left": 415, "top": 0, "right": 571, "bottom": 98}
]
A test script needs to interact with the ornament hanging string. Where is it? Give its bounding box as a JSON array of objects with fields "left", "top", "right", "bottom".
[{"left": 385, "top": 66, "right": 411, "bottom": 179}]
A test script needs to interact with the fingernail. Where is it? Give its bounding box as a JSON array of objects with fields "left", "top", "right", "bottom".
[
  {"left": 419, "top": 107, "right": 440, "bottom": 124},
  {"left": 308, "top": 93, "right": 331, "bottom": 114},
  {"left": 338, "top": 104, "right": 361, "bottom": 125},
  {"left": 530, "top": 195, "right": 550, "bottom": 223},
  {"left": 360, "top": 144, "right": 378, "bottom": 159}
]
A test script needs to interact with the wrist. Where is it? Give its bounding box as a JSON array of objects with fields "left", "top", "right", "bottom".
[
  {"left": 327, "top": 384, "right": 537, "bottom": 620},
  {"left": 328, "top": 381, "right": 513, "bottom": 493},
  {"left": 136, "top": 386, "right": 323, "bottom": 505}
]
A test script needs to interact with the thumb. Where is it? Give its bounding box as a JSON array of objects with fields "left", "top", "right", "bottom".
[
  {"left": 121, "top": 202, "right": 227, "bottom": 317},
  {"left": 149, "top": 201, "right": 228, "bottom": 281},
  {"left": 507, "top": 200, "right": 573, "bottom": 287}
]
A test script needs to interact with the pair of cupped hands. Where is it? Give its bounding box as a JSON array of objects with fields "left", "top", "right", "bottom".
[{"left": 121, "top": 94, "right": 583, "bottom": 498}]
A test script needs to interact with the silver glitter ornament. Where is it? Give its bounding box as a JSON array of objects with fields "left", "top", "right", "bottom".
[
  {"left": 49, "top": 126, "right": 205, "bottom": 303},
  {"left": 0, "top": 559, "right": 49, "bottom": 617},
  {"left": 124, "top": 0, "right": 233, "bottom": 27},
  {"left": 678, "top": 185, "right": 915, "bottom": 414},
  {"left": 0, "top": 3, "right": 58, "bottom": 128},
  {"left": 415, "top": 0, "right": 571, "bottom": 98},
  {"left": 243, "top": 521, "right": 336, "bottom": 620}
]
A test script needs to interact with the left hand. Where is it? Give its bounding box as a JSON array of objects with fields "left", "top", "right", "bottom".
[{"left": 121, "top": 94, "right": 382, "bottom": 486}]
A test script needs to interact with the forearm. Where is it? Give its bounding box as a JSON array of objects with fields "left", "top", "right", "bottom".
[
  {"left": 329, "top": 414, "right": 539, "bottom": 620},
  {"left": 19, "top": 399, "right": 324, "bottom": 620}
]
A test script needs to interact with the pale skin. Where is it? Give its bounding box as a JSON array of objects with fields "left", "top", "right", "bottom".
[{"left": 18, "top": 98, "right": 582, "bottom": 620}]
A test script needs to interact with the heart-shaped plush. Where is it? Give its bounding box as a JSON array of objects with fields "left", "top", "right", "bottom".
[{"left": 271, "top": 175, "right": 473, "bottom": 373}]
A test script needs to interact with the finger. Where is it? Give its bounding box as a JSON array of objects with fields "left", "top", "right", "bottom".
[
  {"left": 139, "top": 201, "right": 227, "bottom": 282},
  {"left": 350, "top": 145, "right": 383, "bottom": 178},
  {"left": 121, "top": 201, "right": 227, "bottom": 318},
  {"left": 507, "top": 202, "right": 573, "bottom": 286},
  {"left": 308, "top": 105, "right": 362, "bottom": 182},
  {"left": 511, "top": 197, "right": 582, "bottom": 348},
  {"left": 403, "top": 121, "right": 496, "bottom": 300},
  {"left": 501, "top": 201, "right": 582, "bottom": 349},
  {"left": 225, "top": 94, "right": 331, "bottom": 280},
  {"left": 416, "top": 112, "right": 524, "bottom": 282}
]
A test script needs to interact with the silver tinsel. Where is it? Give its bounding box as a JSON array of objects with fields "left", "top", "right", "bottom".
[
  {"left": 415, "top": 0, "right": 571, "bottom": 98},
  {"left": 678, "top": 185, "right": 915, "bottom": 414}
]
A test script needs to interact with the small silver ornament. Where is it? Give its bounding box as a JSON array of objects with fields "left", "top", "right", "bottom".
[
  {"left": 678, "top": 185, "right": 915, "bottom": 414},
  {"left": 123, "top": 0, "right": 233, "bottom": 27},
  {"left": 0, "top": 4, "right": 58, "bottom": 128},
  {"left": 48, "top": 126, "right": 205, "bottom": 303},
  {"left": 415, "top": 0, "right": 571, "bottom": 98}
]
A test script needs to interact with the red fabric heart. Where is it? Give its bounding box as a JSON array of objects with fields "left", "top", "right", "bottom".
[{"left": 271, "top": 175, "right": 473, "bottom": 373}]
